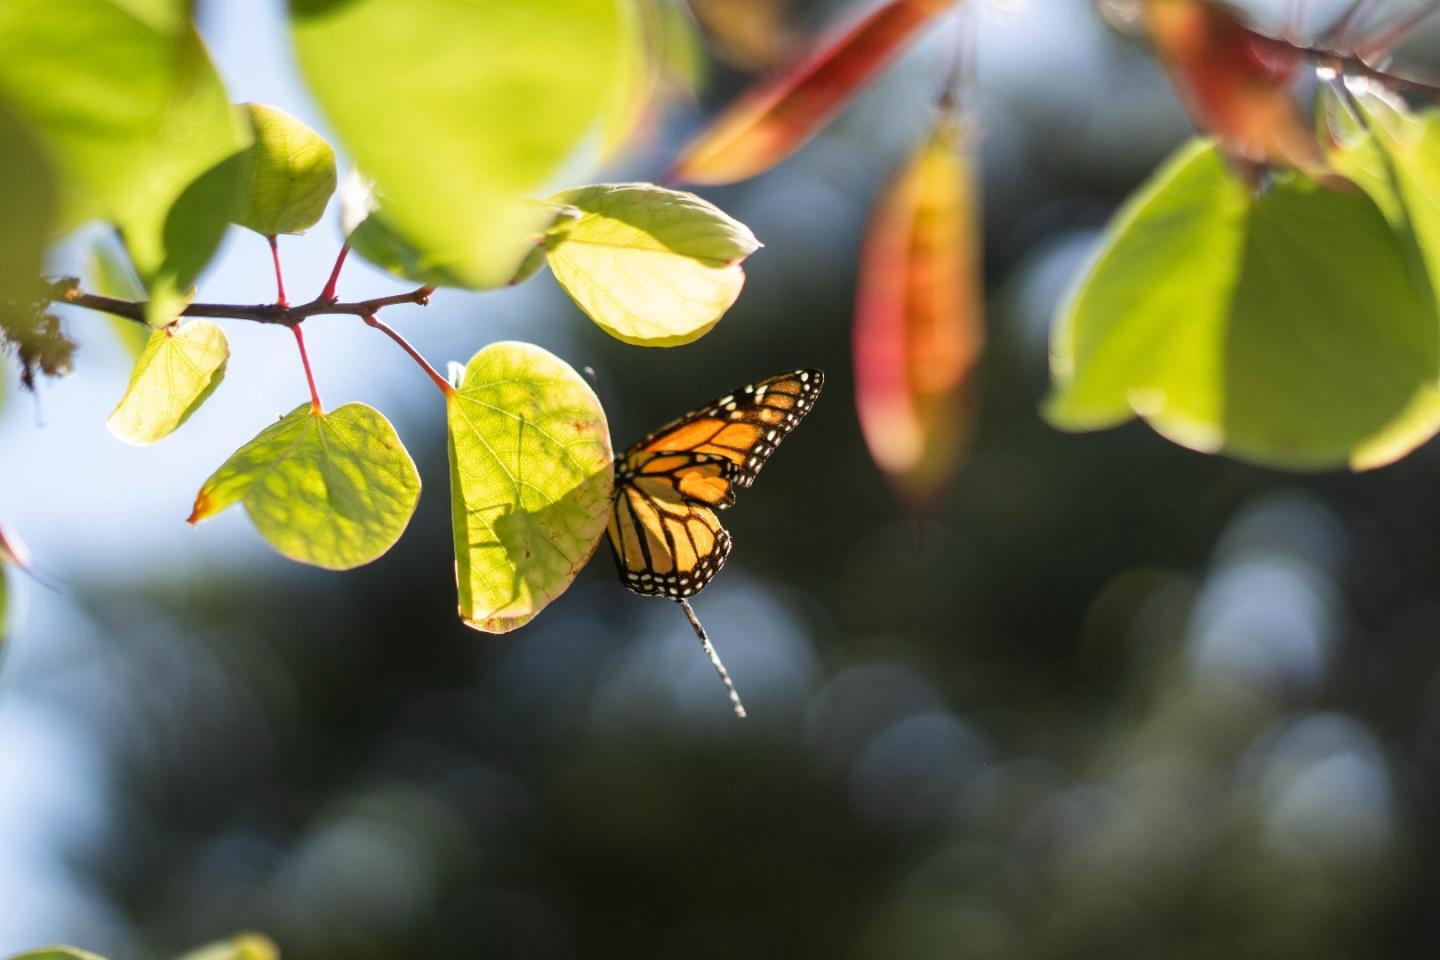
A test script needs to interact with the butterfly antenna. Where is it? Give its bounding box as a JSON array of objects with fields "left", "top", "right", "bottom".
[{"left": 677, "top": 598, "right": 747, "bottom": 719}]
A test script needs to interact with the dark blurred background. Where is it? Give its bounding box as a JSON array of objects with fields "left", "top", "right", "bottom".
[{"left": 6, "top": 0, "right": 1440, "bottom": 956}]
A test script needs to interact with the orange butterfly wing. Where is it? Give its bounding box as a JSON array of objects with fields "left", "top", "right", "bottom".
[{"left": 608, "top": 370, "right": 823, "bottom": 598}]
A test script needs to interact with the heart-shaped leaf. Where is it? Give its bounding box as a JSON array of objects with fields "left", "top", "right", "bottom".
[
  {"left": 1049, "top": 139, "right": 1440, "bottom": 470},
  {"left": 545, "top": 183, "right": 759, "bottom": 346},
  {"left": 446, "top": 341, "right": 613, "bottom": 633},
  {"left": 290, "top": 0, "right": 644, "bottom": 289},
  {"left": 0, "top": 2, "right": 250, "bottom": 326},
  {"left": 234, "top": 103, "right": 337, "bottom": 237},
  {"left": 107, "top": 319, "right": 229, "bottom": 445},
  {"left": 190, "top": 402, "right": 420, "bottom": 570},
  {"left": 0, "top": 96, "right": 57, "bottom": 371}
]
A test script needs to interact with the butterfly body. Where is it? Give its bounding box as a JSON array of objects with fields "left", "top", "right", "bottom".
[{"left": 608, "top": 369, "right": 823, "bottom": 599}]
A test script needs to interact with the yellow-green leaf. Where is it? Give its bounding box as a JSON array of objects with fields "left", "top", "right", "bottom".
[
  {"left": 1048, "top": 138, "right": 1440, "bottom": 471},
  {"left": 175, "top": 933, "right": 279, "bottom": 960},
  {"left": 234, "top": 103, "right": 337, "bottom": 236},
  {"left": 346, "top": 204, "right": 474, "bottom": 290},
  {"left": 85, "top": 240, "right": 151, "bottom": 359},
  {"left": 1323, "top": 90, "right": 1440, "bottom": 467},
  {"left": 190, "top": 402, "right": 421, "bottom": 570},
  {"left": 0, "top": 567, "right": 10, "bottom": 659},
  {"left": 289, "top": 0, "right": 645, "bottom": 289},
  {"left": 0, "top": 95, "right": 57, "bottom": 359},
  {"left": 545, "top": 183, "right": 759, "bottom": 346},
  {"left": 0, "top": 2, "right": 250, "bottom": 327},
  {"left": 6, "top": 950, "right": 110, "bottom": 960},
  {"left": 446, "top": 341, "right": 613, "bottom": 633},
  {"left": 107, "top": 319, "right": 229, "bottom": 445}
]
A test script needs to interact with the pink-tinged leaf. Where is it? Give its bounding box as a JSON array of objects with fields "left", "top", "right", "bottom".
[
  {"left": 0, "top": 519, "right": 31, "bottom": 571},
  {"left": 1145, "top": 0, "right": 1324, "bottom": 172},
  {"left": 854, "top": 116, "right": 983, "bottom": 512},
  {"left": 671, "top": 0, "right": 955, "bottom": 185}
]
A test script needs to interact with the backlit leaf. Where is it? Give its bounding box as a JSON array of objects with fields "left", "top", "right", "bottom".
[
  {"left": 1143, "top": 0, "right": 1322, "bottom": 172},
  {"left": 1049, "top": 139, "right": 1440, "bottom": 471},
  {"left": 85, "top": 241, "right": 151, "bottom": 359},
  {"left": 670, "top": 0, "right": 953, "bottom": 185},
  {"left": 346, "top": 204, "right": 478, "bottom": 291},
  {"left": 1322, "top": 88, "right": 1440, "bottom": 467},
  {"left": 234, "top": 103, "right": 337, "bottom": 237},
  {"left": 0, "top": 1, "right": 250, "bottom": 325},
  {"left": 175, "top": 934, "right": 279, "bottom": 960},
  {"left": 854, "top": 116, "right": 982, "bottom": 511},
  {"left": 107, "top": 319, "right": 229, "bottom": 445},
  {"left": 190, "top": 403, "right": 421, "bottom": 570},
  {"left": 545, "top": 183, "right": 759, "bottom": 345},
  {"left": 446, "top": 341, "right": 614, "bottom": 633},
  {"left": 0, "top": 96, "right": 57, "bottom": 356},
  {"left": 290, "top": 0, "right": 644, "bottom": 289},
  {"left": 5, "top": 951, "right": 109, "bottom": 960}
]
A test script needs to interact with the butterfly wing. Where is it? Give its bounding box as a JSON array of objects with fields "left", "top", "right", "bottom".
[
  {"left": 607, "top": 453, "right": 735, "bottom": 597},
  {"left": 630, "top": 369, "right": 824, "bottom": 488},
  {"left": 609, "top": 369, "right": 823, "bottom": 598}
]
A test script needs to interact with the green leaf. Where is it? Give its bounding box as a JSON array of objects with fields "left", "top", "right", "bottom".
[
  {"left": 190, "top": 402, "right": 421, "bottom": 570},
  {"left": 446, "top": 341, "right": 614, "bottom": 633},
  {"left": 507, "top": 205, "right": 581, "bottom": 287},
  {"left": 0, "top": 95, "right": 57, "bottom": 349},
  {"left": 1330, "top": 90, "right": 1440, "bottom": 294},
  {"left": 346, "top": 206, "right": 473, "bottom": 290},
  {"left": 1321, "top": 90, "right": 1440, "bottom": 467},
  {"left": 1049, "top": 139, "right": 1440, "bottom": 471},
  {"left": 234, "top": 103, "right": 337, "bottom": 236},
  {"left": 0, "top": 2, "right": 250, "bottom": 326},
  {"left": 107, "top": 319, "right": 229, "bottom": 445},
  {"left": 289, "top": 0, "right": 644, "bottom": 289},
  {"left": 6, "top": 950, "right": 110, "bottom": 960},
  {"left": 0, "top": 567, "right": 10, "bottom": 658},
  {"left": 544, "top": 183, "right": 759, "bottom": 346},
  {"left": 139, "top": 122, "right": 251, "bottom": 327},
  {"left": 175, "top": 933, "right": 279, "bottom": 960},
  {"left": 85, "top": 240, "right": 151, "bottom": 359}
]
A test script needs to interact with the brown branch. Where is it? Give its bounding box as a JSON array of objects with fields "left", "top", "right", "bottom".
[{"left": 52, "top": 281, "right": 435, "bottom": 328}]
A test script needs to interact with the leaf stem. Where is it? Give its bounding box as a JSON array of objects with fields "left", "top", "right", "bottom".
[
  {"left": 678, "top": 598, "right": 747, "bottom": 719},
  {"left": 291, "top": 324, "right": 323, "bottom": 414},
  {"left": 362, "top": 313, "right": 455, "bottom": 397},
  {"left": 320, "top": 241, "right": 350, "bottom": 302},
  {"left": 268, "top": 236, "right": 289, "bottom": 309}
]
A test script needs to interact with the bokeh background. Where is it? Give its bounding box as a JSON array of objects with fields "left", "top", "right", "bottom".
[{"left": 5, "top": 0, "right": 1440, "bottom": 956}]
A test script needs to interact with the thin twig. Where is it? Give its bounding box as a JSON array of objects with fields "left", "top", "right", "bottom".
[
  {"left": 677, "top": 598, "right": 747, "bottom": 719},
  {"left": 362, "top": 313, "right": 455, "bottom": 397},
  {"left": 267, "top": 235, "right": 288, "bottom": 308},
  {"left": 54, "top": 283, "right": 435, "bottom": 327},
  {"left": 320, "top": 242, "right": 350, "bottom": 302},
  {"left": 291, "top": 325, "right": 323, "bottom": 414}
]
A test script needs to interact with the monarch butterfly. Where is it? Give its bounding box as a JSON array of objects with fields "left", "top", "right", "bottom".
[{"left": 607, "top": 369, "right": 824, "bottom": 716}]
